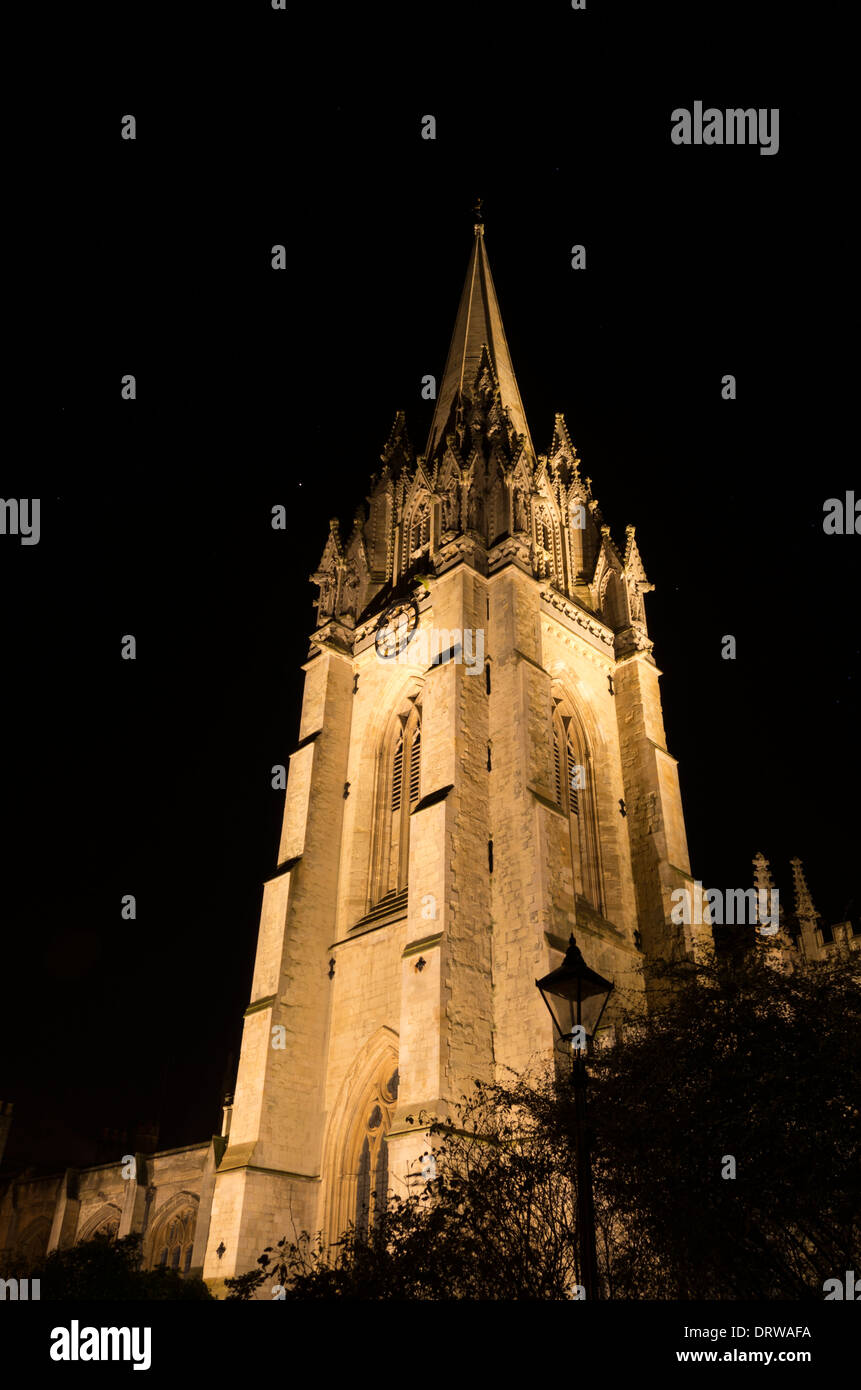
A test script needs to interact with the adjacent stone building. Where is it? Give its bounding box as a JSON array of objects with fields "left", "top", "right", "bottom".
[{"left": 0, "top": 1113, "right": 226, "bottom": 1281}]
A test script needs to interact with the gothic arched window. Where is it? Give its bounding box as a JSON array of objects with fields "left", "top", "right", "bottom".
[
  {"left": 409, "top": 726, "right": 421, "bottom": 807},
  {"left": 566, "top": 729, "right": 580, "bottom": 819},
  {"left": 327, "top": 1062, "right": 399, "bottom": 1244},
  {"left": 148, "top": 1205, "right": 197, "bottom": 1274},
  {"left": 354, "top": 1108, "right": 390, "bottom": 1239},
  {"left": 356, "top": 1137, "right": 371, "bottom": 1235},
  {"left": 78, "top": 1208, "right": 121, "bottom": 1245},
  {"left": 370, "top": 703, "right": 422, "bottom": 909},
  {"left": 552, "top": 702, "right": 603, "bottom": 913}
]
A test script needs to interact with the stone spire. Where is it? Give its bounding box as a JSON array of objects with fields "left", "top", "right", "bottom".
[
  {"left": 309, "top": 217, "right": 657, "bottom": 657},
  {"left": 752, "top": 851, "right": 780, "bottom": 936},
  {"left": 790, "top": 857, "right": 819, "bottom": 924},
  {"left": 426, "top": 217, "right": 534, "bottom": 461},
  {"left": 751, "top": 852, "right": 798, "bottom": 971},
  {"left": 790, "top": 856, "right": 823, "bottom": 960}
]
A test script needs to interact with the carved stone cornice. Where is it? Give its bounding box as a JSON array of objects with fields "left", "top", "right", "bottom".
[
  {"left": 487, "top": 535, "right": 531, "bottom": 574},
  {"left": 539, "top": 586, "right": 614, "bottom": 651},
  {"left": 434, "top": 535, "right": 488, "bottom": 576},
  {"left": 310, "top": 620, "right": 355, "bottom": 657},
  {"left": 613, "top": 624, "right": 655, "bottom": 660}
]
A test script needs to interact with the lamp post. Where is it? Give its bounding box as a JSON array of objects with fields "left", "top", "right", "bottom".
[{"left": 536, "top": 934, "right": 613, "bottom": 1300}]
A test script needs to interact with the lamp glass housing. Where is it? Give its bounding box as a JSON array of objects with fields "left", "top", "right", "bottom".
[{"left": 536, "top": 936, "right": 613, "bottom": 1044}]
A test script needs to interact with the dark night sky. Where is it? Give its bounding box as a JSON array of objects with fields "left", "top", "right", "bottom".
[{"left": 2, "top": 3, "right": 857, "bottom": 1172}]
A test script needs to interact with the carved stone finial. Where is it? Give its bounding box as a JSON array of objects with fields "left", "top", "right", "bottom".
[{"left": 790, "top": 857, "right": 820, "bottom": 922}]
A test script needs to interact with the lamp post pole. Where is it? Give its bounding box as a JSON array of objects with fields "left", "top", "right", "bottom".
[
  {"left": 572, "top": 1041, "right": 599, "bottom": 1300},
  {"left": 536, "top": 933, "right": 613, "bottom": 1301}
]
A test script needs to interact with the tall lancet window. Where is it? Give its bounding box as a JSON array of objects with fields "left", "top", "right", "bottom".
[
  {"left": 354, "top": 1103, "right": 390, "bottom": 1238},
  {"left": 148, "top": 1204, "right": 197, "bottom": 1273},
  {"left": 356, "top": 1137, "right": 371, "bottom": 1234},
  {"left": 409, "top": 725, "right": 421, "bottom": 808},
  {"left": 566, "top": 730, "right": 580, "bottom": 819},
  {"left": 326, "top": 1064, "right": 399, "bottom": 1244},
  {"left": 371, "top": 703, "right": 422, "bottom": 908},
  {"left": 356, "top": 1101, "right": 393, "bottom": 1235},
  {"left": 552, "top": 701, "right": 603, "bottom": 914},
  {"left": 391, "top": 736, "right": 403, "bottom": 814}
]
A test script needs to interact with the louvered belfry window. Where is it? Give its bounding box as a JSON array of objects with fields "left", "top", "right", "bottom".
[
  {"left": 377, "top": 707, "right": 422, "bottom": 904},
  {"left": 553, "top": 730, "right": 563, "bottom": 807},
  {"left": 391, "top": 737, "right": 403, "bottom": 812},
  {"left": 553, "top": 724, "right": 580, "bottom": 816},
  {"left": 566, "top": 732, "right": 579, "bottom": 817},
  {"left": 551, "top": 703, "right": 603, "bottom": 915},
  {"left": 409, "top": 727, "right": 421, "bottom": 807}
]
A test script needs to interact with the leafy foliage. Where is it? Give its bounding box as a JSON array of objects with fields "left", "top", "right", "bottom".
[
  {"left": 585, "top": 949, "right": 861, "bottom": 1297},
  {"left": 228, "top": 947, "right": 861, "bottom": 1300},
  {"left": 227, "top": 1092, "right": 580, "bottom": 1300},
  {"left": 29, "top": 1232, "right": 213, "bottom": 1300}
]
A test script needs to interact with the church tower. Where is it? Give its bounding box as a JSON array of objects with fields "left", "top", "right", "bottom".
[{"left": 203, "top": 216, "right": 704, "bottom": 1289}]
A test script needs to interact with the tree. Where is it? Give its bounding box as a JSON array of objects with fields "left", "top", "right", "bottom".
[
  {"left": 227, "top": 1085, "right": 582, "bottom": 1300},
  {"left": 29, "top": 1233, "right": 212, "bottom": 1300},
  {"left": 584, "top": 947, "right": 861, "bottom": 1298},
  {"left": 229, "top": 946, "right": 861, "bottom": 1300}
]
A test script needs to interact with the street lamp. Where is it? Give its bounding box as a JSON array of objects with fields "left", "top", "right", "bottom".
[
  {"left": 536, "top": 934, "right": 613, "bottom": 1300},
  {"left": 536, "top": 934, "right": 614, "bottom": 1046}
]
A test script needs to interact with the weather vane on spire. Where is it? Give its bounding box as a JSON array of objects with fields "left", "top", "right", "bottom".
[{"left": 473, "top": 194, "right": 484, "bottom": 226}]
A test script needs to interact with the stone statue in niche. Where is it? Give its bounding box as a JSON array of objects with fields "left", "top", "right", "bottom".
[
  {"left": 514, "top": 488, "right": 528, "bottom": 533},
  {"left": 467, "top": 485, "right": 483, "bottom": 533},
  {"left": 318, "top": 575, "right": 335, "bottom": 619},
  {"left": 342, "top": 564, "right": 360, "bottom": 614},
  {"left": 442, "top": 485, "right": 458, "bottom": 532},
  {"left": 628, "top": 582, "right": 643, "bottom": 624}
]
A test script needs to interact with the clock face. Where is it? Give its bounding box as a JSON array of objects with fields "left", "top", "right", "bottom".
[{"left": 375, "top": 597, "right": 419, "bottom": 660}]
